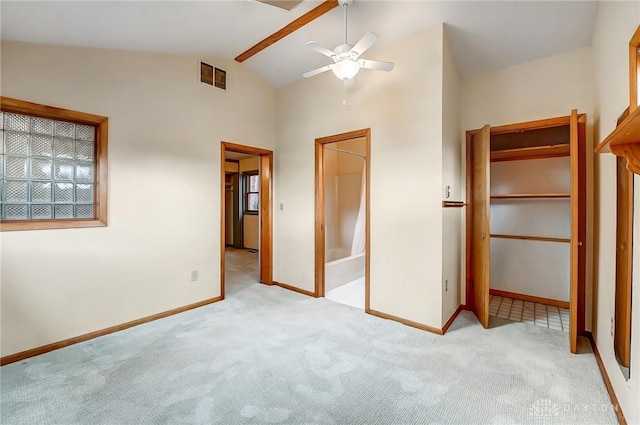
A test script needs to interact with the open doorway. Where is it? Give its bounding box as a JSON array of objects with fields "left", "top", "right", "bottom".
[
  {"left": 315, "top": 129, "right": 370, "bottom": 311},
  {"left": 220, "top": 142, "right": 273, "bottom": 299}
]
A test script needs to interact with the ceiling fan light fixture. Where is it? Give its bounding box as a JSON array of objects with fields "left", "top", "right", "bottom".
[
  {"left": 302, "top": 0, "right": 393, "bottom": 82},
  {"left": 332, "top": 58, "right": 360, "bottom": 80}
]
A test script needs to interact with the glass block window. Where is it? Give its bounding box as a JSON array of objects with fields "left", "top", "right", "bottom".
[
  {"left": 244, "top": 172, "right": 259, "bottom": 213},
  {"left": 1, "top": 98, "right": 107, "bottom": 231},
  {"left": 1, "top": 112, "right": 96, "bottom": 221}
]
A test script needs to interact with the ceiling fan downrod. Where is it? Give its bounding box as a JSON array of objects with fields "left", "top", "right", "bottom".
[{"left": 341, "top": 0, "right": 351, "bottom": 45}]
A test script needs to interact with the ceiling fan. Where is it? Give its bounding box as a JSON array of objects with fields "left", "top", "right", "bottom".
[{"left": 302, "top": 0, "right": 394, "bottom": 81}]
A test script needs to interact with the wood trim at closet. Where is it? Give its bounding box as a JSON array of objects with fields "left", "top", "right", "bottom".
[
  {"left": 491, "top": 116, "right": 570, "bottom": 135},
  {"left": 614, "top": 156, "right": 633, "bottom": 368},
  {"left": 491, "top": 144, "right": 570, "bottom": 162},
  {"left": 586, "top": 332, "right": 628, "bottom": 425}
]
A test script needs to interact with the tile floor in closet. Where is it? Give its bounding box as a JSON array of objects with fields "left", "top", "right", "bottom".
[{"left": 489, "top": 295, "right": 570, "bottom": 332}]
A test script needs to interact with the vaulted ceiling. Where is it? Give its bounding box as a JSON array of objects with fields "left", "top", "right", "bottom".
[{"left": 0, "top": 1, "right": 598, "bottom": 87}]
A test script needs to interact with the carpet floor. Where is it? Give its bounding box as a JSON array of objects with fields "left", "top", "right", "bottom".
[{"left": 1, "top": 249, "right": 617, "bottom": 424}]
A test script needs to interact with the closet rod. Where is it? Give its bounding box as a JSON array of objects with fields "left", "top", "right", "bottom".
[{"left": 490, "top": 234, "right": 570, "bottom": 243}]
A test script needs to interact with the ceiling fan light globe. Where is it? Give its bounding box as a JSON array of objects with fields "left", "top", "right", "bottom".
[{"left": 332, "top": 59, "right": 360, "bottom": 80}]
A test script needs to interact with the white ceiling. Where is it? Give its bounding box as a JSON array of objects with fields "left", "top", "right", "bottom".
[{"left": 0, "top": 1, "right": 598, "bottom": 88}]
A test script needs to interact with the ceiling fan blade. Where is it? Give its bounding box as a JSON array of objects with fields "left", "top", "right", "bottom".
[
  {"left": 303, "top": 64, "right": 334, "bottom": 78},
  {"left": 350, "top": 32, "right": 379, "bottom": 58},
  {"left": 359, "top": 59, "right": 394, "bottom": 72},
  {"left": 306, "top": 41, "right": 337, "bottom": 59}
]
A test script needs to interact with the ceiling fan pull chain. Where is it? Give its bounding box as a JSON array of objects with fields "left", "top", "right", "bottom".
[{"left": 342, "top": 80, "right": 348, "bottom": 107}]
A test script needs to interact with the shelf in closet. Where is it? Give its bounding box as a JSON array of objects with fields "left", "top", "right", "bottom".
[
  {"left": 491, "top": 144, "right": 570, "bottom": 162},
  {"left": 490, "top": 193, "right": 570, "bottom": 199},
  {"left": 490, "top": 234, "right": 570, "bottom": 243},
  {"left": 595, "top": 107, "right": 640, "bottom": 173}
]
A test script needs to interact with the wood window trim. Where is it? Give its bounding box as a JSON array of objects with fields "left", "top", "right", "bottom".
[
  {"left": 243, "top": 170, "right": 259, "bottom": 214},
  {"left": 0, "top": 97, "right": 108, "bottom": 231}
]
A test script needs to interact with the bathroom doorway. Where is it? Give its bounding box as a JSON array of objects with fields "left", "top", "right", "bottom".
[{"left": 315, "top": 129, "right": 370, "bottom": 311}]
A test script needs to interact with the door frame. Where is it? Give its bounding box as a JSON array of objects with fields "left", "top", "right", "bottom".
[
  {"left": 465, "top": 113, "right": 586, "bottom": 352},
  {"left": 220, "top": 141, "right": 273, "bottom": 299},
  {"left": 614, "top": 156, "right": 633, "bottom": 368},
  {"left": 315, "top": 128, "right": 371, "bottom": 312}
]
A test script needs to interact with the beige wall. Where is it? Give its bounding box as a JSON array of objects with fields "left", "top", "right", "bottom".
[
  {"left": 592, "top": 2, "right": 640, "bottom": 423},
  {"left": 442, "top": 32, "right": 462, "bottom": 324},
  {"left": 460, "top": 47, "right": 595, "bottom": 321},
  {"left": 0, "top": 41, "right": 276, "bottom": 357},
  {"left": 275, "top": 24, "right": 446, "bottom": 328},
  {"left": 243, "top": 215, "right": 259, "bottom": 250}
]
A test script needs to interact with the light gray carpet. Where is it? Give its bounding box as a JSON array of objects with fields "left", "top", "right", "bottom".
[{"left": 1, "top": 249, "right": 617, "bottom": 424}]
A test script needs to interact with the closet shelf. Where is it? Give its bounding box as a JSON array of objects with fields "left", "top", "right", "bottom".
[
  {"left": 490, "top": 144, "right": 570, "bottom": 162},
  {"left": 490, "top": 234, "right": 570, "bottom": 243},
  {"left": 595, "top": 106, "right": 640, "bottom": 174},
  {"left": 490, "top": 193, "right": 570, "bottom": 199}
]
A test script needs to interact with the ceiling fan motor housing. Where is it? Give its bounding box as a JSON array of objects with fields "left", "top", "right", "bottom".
[{"left": 334, "top": 43, "right": 355, "bottom": 58}]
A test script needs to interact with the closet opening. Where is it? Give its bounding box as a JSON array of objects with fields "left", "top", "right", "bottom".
[
  {"left": 489, "top": 125, "right": 572, "bottom": 332},
  {"left": 315, "top": 129, "right": 370, "bottom": 311},
  {"left": 466, "top": 111, "right": 586, "bottom": 353}
]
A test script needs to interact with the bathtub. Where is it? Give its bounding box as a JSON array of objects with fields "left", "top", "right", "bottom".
[{"left": 325, "top": 250, "right": 365, "bottom": 292}]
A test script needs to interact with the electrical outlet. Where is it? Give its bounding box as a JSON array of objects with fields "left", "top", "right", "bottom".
[
  {"left": 280, "top": 202, "right": 284, "bottom": 211},
  {"left": 191, "top": 270, "right": 199, "bottom": 282},
  {"left": 445, "top": 279, "right": 448, "bottom": 292},
  {"left": 611, "top": 317, "right": 614, "bottom": 337}
]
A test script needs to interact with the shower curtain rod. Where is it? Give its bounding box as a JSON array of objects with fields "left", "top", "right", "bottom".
[{"left": 324, "top": 147, "right": 366, "bottom": 159}]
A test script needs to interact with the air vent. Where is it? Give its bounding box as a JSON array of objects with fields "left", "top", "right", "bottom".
[
  {"left": 200, "top": 62, "right": 226, "bottom": 91},
  {"left": 256, "top": 1, "right": 303, "bottom": 11}
]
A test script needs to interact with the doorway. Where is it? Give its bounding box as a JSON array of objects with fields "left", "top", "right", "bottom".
[
  {"left": 315, "top": 129, "right": 371, "bottom": 311},
  {"left": 220, "top": 142, "right": 273, "bottom": 299},
  {"left": 465, "top": 111, "right": 587, "bottom": 353}
]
